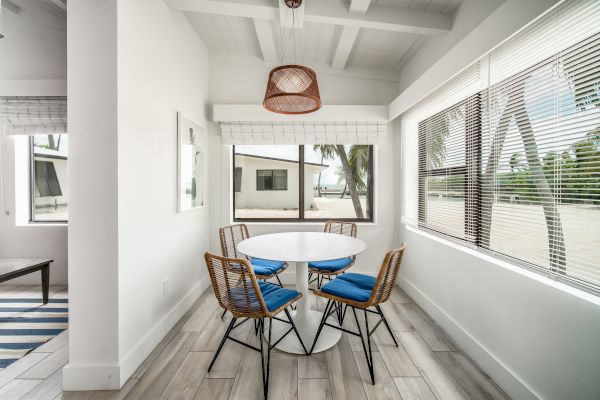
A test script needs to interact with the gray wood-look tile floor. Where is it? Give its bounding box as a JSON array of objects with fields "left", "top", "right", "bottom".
[{"left": 0, "top": 285, "right": 510, "bottom": 400}]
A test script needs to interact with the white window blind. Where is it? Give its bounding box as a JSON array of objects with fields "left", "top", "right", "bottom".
[
  {"left": 219, "top": 121, "right": 387, "bottom": 145},
  {"left": 402, "top": 0, "right": 600, "bottom": 292},
  {"left": 0, "top": 97, "right": 67, "bottom": 135}
]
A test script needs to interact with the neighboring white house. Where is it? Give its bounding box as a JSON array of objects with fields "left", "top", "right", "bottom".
[
  {"left": 33, "top": 146, "right": 68, "bottom": 217},
  {"left": 234, "top": 153, "right": 327, "bottom": 210}
]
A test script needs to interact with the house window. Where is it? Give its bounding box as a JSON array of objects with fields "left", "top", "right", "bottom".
[
  {"left": 233, "top": 145, "right": 374, "bottom": 222},
  {"left": 417, "top": 33, "right": 600, "bottom": 292},
  {"left": 30, "top": 135, "right": 68, "bottom": 222},
  {"left": 257, "top": 170, "right": 288, "bottom": 191}
]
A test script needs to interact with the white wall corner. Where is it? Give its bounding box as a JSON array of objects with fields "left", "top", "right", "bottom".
[{"left": 396, "top": 278, "right": 540, "bottom": 400}]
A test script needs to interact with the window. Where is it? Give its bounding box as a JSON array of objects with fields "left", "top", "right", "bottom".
[
  {"left": 257, "top": 170, "right": 288, "bottom": 191},
  {"left": 418, "top": 96, "right": 480, "bottom": 242},
  {"left": 417, "top": 28, "right": 600, "bottom": 291},
  {"left": 30, "top": 135, "right": 68, "bottom": 222},
  {"left": 233, "top": 145, "right": 373, "bottom": 222}
]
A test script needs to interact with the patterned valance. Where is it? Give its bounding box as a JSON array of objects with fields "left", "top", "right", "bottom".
[{"left": 0, "top": 97, "right": 67, "bottom": 135}]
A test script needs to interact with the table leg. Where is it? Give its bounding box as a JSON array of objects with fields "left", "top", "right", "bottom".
[
  {"left": 267, "top": 261, "right": 341, "bottom": 354},
  {"left": 41, "top": 265, "right": 49, "bottom": 305},
  {"left": 295, "top": 261, "right": 309, "bottom": 318}
]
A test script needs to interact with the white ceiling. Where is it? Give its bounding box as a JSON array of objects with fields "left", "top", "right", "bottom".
[{"left": 168, "top": 0, "right": 463, "bottom": 81}]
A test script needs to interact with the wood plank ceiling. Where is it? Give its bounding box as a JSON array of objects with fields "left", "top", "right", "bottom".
[{"left": 171, "top": 0, "right": 463, "bottom": 81}]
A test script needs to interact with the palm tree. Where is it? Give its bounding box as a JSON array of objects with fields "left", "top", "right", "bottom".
[
  {"left": 313, "top": 145, "right": 336, "bottom": 197},
  {"left": 313, "top": 144, "right": 367, "bottom": 219},
  {"left": 509, "top": 153, "right": 522, "bottom": 172}
]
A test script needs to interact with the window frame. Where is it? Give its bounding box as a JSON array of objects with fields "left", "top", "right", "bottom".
[
  {"left": 29, "top": 136, "right": 68, "bottom": 224},
  {"left": 232, "top": 144, "right": 374, "bottom": 223},
  {"left": 418, "top": 95, "right": 481, "bottom": 244}
]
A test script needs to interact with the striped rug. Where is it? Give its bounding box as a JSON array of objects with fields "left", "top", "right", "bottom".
[{"left": 0, "top": 298, "right": 68, "bottom": 368}]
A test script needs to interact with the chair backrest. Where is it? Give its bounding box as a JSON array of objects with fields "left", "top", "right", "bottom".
[
  {"left": 219, "top": 224, "right": 251, "bottom": 259},
  {"left": 368, "top": 244, "right": 407, "bottom": 306},
  {"left": 324, "top": 220, "right": 358, "bottom": 238},
  {"left": 324, "top": 220, "right": 358, "bottom": 260},
  {"left": 204, "top": 252, "right": 268, "bottom": 318}
]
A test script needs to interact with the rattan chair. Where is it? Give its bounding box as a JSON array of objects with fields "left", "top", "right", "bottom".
[
  {"left": 219, "top": 224, "right": 290, "bottom": 319},
  {"left": 204, "top": 252, "right": 307, "bottom": 400},
  {"left": 309, "top": 244, "right": 407, "bottom": 384},
  {"left": 220, "top": 224, "right": 288, "bottom": 286},
  {"left": 308, "top": 221, "right": 358, "bottom": 289}
]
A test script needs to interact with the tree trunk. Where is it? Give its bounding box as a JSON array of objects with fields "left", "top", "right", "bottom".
[
  {"left": 336, "top": 145, "right": 364, "bottom": 218},
  {"left": 47, "top": 135, "right": 56, "bottom": 150},
  {"left": 481, "top": 81, "right": 566, "bottom": 273},
  {"left": 317, "top": 154, "right": 324, "bottom": 197},
  {"left": 513, "top": 91, "right": 566, "bottom": 273},
  {"left": 340, "top": 183, "right": 347, "bottom": 199}
]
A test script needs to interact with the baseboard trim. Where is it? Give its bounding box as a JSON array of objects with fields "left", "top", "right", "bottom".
[
  {"left": 118, "top": 276, "right": 210, "bottom": 384},
  {"left": 62, "top": 276, "right": 209, "bottom": 391},
  {"left": 398, "top": 276, "right": 541, "bottom": 400},
  {"left": 63, "top": 364, "right": 122, "bottom": 391}
]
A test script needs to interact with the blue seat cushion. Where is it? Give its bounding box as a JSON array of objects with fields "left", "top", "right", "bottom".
[
  {"left": 258, "top": 281, "right": 299, "bottom": 312},
  {"left": 308, "top": 258, "right": 353, "bottom": 272},
  {"left": 251, "top": 258, "right": 286, "bottom": 276},
  {"left": 337, "top": 273, "right": 376, "bottom": 290},
  {"left": 227, "top": 281, "right": 298, "bottom": 313},
  {"left": 320, "top": 273, "right": 374, "bottom": 303}
]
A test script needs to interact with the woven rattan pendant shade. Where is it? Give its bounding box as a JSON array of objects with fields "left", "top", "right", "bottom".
[{"left": 263, "top": 65, "right": 321, "bottom": 114}]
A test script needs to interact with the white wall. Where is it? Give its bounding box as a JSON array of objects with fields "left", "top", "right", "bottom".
[
  {"left": 209, "top": 65, "right": 399, "bottom": 277},
  {"left": 394, "top": 1, "right": 600, "bottom": 399},
  {"left": 64, "top": 0, "right": 120, "bottom": 390},
  {"left": 397, "top": 0, "right": 504, "bottom": 93},
  {"left": 116, "top": 0, "right": 210, "bottom": 383},
  {"left": 0, "top": 2, "right": 68, "bottom": 285},
  {"left": 64, "top": 0, "right": 210, "bottom": 390}
]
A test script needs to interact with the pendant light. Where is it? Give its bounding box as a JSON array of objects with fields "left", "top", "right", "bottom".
[{"left": 263, "top": 0, "right": 321, "bottom": 114}]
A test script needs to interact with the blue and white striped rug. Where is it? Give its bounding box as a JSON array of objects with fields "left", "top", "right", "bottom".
[{"left": 0, "top": 298, "right": 68, "bottom": 368}]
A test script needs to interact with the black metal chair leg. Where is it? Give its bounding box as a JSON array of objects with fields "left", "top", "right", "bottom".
[
  {"left": 351, "top": 307, "right": 374, "bottom": 384},
  {"left": 221, "top": 309, "right": 228, "bottom": 320},
  {"left": 376, "top": 305, "right": 398, "bottom": 347},
  {"left": 208, "top": 316, "right": 236, "bottom": 372},
  {"left": 309, "top": 299, "right": 333, "bottom": 354},
  {"left": 275, "top": 274, "right": 284, "bottom": 287},
  {"left": 263, "top": 317, "right": 273, "bottom": 400},
  {"left": 284, "top": 308, "right": 308, "bottom": 355},
  {"left": 364, "top": 309, "right": 375, "bottom": 384}
]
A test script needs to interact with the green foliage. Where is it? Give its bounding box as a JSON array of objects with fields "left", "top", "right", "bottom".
[{"left": 498, "top": 127, "right": 600, "bottom": 204}]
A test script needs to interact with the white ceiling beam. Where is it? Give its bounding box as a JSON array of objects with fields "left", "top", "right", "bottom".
[
  {"left": 332, "top": 26, "right": 360, "bottom": 70},
  {"left": 51, "top": 0, "right": 67, "bottom": 12},
  {"left": 331, "top": 0, "right": 371, "bottom": 71},
  {"left": 164, "top": 0, "right": 452, "bottom": 35},
  {"left": 1, "top": 0, "right": 21, "bottom": 14},
  {"left": 349, "top": 0, "right": 371, "bottom": 14},
  {"left": 253, "top": 19, "right": 278, "bottom": 65},
  {"left": 164, "top": 0, "right": 278, "bottom": 20}
]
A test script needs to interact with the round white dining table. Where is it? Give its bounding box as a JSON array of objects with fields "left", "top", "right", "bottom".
[{"left": 237, "top": 231, "right": 366, "bottom": 354}]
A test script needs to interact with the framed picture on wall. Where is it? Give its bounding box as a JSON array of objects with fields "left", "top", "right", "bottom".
[{"left": 177, "top": 112, "right": 205, "bottom": 212}]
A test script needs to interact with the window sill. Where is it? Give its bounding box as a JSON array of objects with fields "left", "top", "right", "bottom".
[
  {"left": 404, "top": 224, "right": 600, "bottom": 306},
  {"left": 16, "top": 221, "right": 68, "bottom": 227},
  {"left": 233, "top": 220, "right": 378, "bottom": 227}
]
